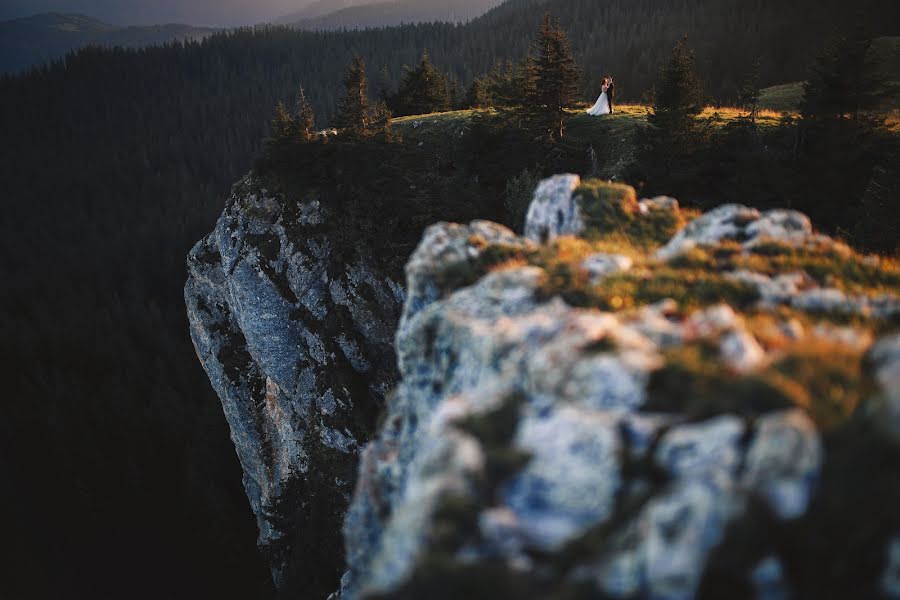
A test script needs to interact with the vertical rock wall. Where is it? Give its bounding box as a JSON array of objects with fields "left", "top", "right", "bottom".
[{"left": 185, "top": 174, "right": 403, "bottom": 592}]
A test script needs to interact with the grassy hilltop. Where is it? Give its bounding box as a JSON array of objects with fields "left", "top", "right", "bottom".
[{"left": 392, "top": 104, "right": 792, "bottom": 182}]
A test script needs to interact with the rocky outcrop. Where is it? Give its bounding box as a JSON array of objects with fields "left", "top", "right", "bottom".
[
  {"left": 340, "top": 177, "right": 900, "bottom": 599},
  {"left": 189, "top": 172, "right": 900, "bottom": 598},
  {"left": 655, "top": 204, "right": 822, "bottom": 260},
  {"left": 185, "top": 174, "right": 403, "bottom": 591},
  {"left": 524, "top": 174, "right": 584, "bottom": 242}
]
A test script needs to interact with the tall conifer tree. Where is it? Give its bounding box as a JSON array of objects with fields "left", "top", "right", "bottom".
[
  {"left": 636, "top": 37, "right": 706, "bottom": 192},
  {"left": 295, "top": 87, "right": 316, "bottom": 141},
  {"left": 650, "top": 36, "right": 703, "bottom": 129},
  {"left": 393, "top": 51, "right": 451, "bottom": 116},
  {"left": 264, "top": 101, "right": 297, "bottom": 162},
  {"left": 801, "top": 25, "right": 894, "bottom": 121},
  {"left": 738, "top": 56, "right": 762, "bottom": 126},
  {"left": 333, "top": 56, "right": 371, "bottom": 136},
  {"left": 270, "top": 101, "right": 296, "bottom": 139},
  {"left": 527, "top": 13, "right": 580, "bottom": 139}
]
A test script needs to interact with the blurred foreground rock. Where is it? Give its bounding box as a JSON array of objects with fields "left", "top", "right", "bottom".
[{"left": 188, "top": 173, "right": 900, "bottom": 599}]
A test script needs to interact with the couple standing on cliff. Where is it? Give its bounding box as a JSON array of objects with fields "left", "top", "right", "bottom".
[{"left": 586, "top": 76, "right": 615, "bottom": 116}]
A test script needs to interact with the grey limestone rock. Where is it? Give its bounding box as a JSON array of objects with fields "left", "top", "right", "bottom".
[
  {"left": 656, "top": 204, "right": 818, "bottom": 261},
  {"left": 884, "top": 536, "right": 900, "bottom": 599},
  {"left": 581, "top": 252, "right": 634, "bottom": 282},
  {"left": 729, "top": 269, "right": 900, "bottom": 321},
  {"left": 185, "top": 174, "right": 403, "bottom": 585},
  {"left": 340, "top": 203, "right": 854, "bottom": 598},
  {"left": 741, "top": 410, "right": 822, "bottom": 520},
  {"left": 189, "top": 174, "right": 899, "bottom": 598},
  {"left": 639, "top": 195, "right": 680, "bottom": 213},
  {"left": 523, "top": 173, "right": 584, "bottom": 242},
  {"left": 867, "top": 333, "right": 900, "bottom": 441}
]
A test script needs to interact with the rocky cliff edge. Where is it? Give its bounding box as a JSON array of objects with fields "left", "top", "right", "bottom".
[{"left": 188, "top": 172, "right": 900, "bottom": 599}]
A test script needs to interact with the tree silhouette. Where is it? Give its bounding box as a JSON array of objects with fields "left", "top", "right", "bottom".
[
  {"left": 469, "top": 59, "right": 533, "bottom": 110},
  {"left": 331, "top": 56, "right": 395, "bottom": 139},
  {"left": 333, "top": 56, "right": 371, "bottom": 136},
  {"left": 266, "top": 100, "right": 297, "bottom": 160},
  {"left": 636, "top": 37, "right": 708, "bottom": 196},
  {"left": 738, "top": 56, "right": 762, "bottom": 126},
  {"left": 296, "top": 87, "right": 316, "bottom": 141},
  {"left": 391, "top": 51, "right": 451, "bottom": 116},
  {"left": 650, "top": 36, "right": 704, "bottom": 129},
  {"left": 527, "top": 13, "right": 581, "bottom": 139},
  {"left": 801, "top": 25, "right": 895, "bottom": 121},
  {"left": 271, "top": 101, "right": 296, "bottom": 139}
]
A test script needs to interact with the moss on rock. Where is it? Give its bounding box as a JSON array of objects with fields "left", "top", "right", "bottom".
[{"left": 575, "top": 179, "right": 687, "bottom": 249}]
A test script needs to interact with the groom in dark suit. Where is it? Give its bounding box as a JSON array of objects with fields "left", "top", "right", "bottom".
[{"left": 607, "top": 76, "right": 615, "bottom": 113}]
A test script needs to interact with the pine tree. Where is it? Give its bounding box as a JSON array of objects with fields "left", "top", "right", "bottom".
[
  {"left": 331, "top": 56, "right": 393, "bottom": 139},
  {"left": 265, "top": 100, "right": 297, "bottom": 161},
  {"left": 370, "top": 100, "right": 393, "bottom": 140},
  {"left": 467, "top": 59, "right": 536, "bottom": 111},
  {"left": 392, "top": 51, "right": 451, "bottom": 117},
  {"left": 295, "top": 87, "right": 316, "bottom": 141},
  {"left": 270, "top": 101, "right": 296, "bottom": 140},
  {"left": 636, "top": 37, "right": 707, "bottom": 192},
  {"left": 527, "top": 13, "right": 580, "bottom": 139},
  {"left": 738, "top": 56, "right": 762, "bottom": 126},
  {"left": 650, "top": 36, "right": 704, "bottom": 129},
  {"left": 447, "top": 75, "right": 463, "bottom": 110},
  {"left": 376, "top": 64, "right": 393, "bottom": 103},
  {"left": 333, "top": 56, "right": 370, "bottom": 136},
  {"left": 801, "top": 25, "right": 895, "bottom": 121},
  {"left": 466, "top": 76, "right": 490, "bottom": 108},
  {"left": 509, "top": 57, "right": 537, "bottom": 109}
]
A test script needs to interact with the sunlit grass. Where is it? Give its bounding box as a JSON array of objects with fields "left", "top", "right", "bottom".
[
  {"left": 389, "top": 101, "right": 899, "bottom": 166},
  {"left": 392, "top": 109, "right": 478, "bottom": 124},
  {"left": 699, "top": 106, "right": 787, "bottom": 128},
  {"left": 883, "top": 109, "right": 900, "bottom": 132},
  {"left": 390, "top": 109, "right": 478, "bottom": 146},
  {"left": 390, "top": 103, "right": 793, "bottom": 183}
]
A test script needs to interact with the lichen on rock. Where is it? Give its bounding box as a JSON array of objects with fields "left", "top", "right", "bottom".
[
  {"left": 339, "top": 177, "right": 900, "bottom": 599},
  {"left": 185, "top": 173, "right": 403, "bottom": 592},
  {"left": 188, "top": 173, "right": 900, "bottom": 599}
]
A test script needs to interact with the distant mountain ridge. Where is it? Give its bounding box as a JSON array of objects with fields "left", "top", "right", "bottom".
[
  {"left": 283, "top": 0, "right": 504, "bottom": 30},
  {"left": 0, "top": 13, "right": 217, "bottom": 74},
  {"left": 276, "top": 0, "right": 378, "bottom": 23}
]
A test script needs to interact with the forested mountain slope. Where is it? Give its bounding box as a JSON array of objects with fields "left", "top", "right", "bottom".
[
  {"left": 288, "top": 0, "right": 504, "bottom": 30},
  {"left": 0, "top": 12, "right": 215, "bottom": 74},
  {"left": 6, "top": 0, "right": 897, "bottom": 119}
]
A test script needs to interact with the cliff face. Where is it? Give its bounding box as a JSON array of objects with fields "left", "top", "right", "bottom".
[
  {"left": 185, "top": 174, "right": 403, "bottom": 591},
  {"left": 188, "top": 173, "right": 900, "bottom": 599}
]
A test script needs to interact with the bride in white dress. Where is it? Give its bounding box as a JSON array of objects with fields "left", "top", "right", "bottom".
[{"left": 587, "top": 77, "right": 612, "bottom": 116}]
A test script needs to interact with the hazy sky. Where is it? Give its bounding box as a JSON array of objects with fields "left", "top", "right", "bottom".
[{"left": 0, "top": 0, "right": 314, "bottom": 25}]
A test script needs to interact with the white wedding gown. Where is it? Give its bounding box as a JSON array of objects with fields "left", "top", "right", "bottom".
[{"left": 587, "top": 89, "right": 611, "bottom": 116}]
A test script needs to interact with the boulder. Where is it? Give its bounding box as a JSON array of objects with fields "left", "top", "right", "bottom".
[{"left": 523, "top": 174, "right": 583, "bottom": 242}]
